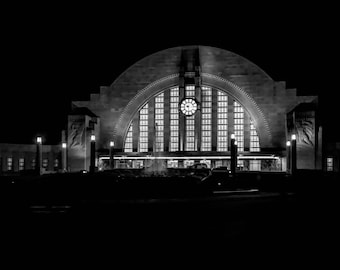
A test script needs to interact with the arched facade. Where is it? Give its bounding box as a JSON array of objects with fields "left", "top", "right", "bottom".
[
  {"left": 115, "top": 73, "right": 272, "bottom": 150},
  {"left": 69, "top": 45, "right": 317, "bottom": 171}
]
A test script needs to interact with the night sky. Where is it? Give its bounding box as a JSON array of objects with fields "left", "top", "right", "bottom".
[{"left": 1, "top": 4, "right": 339, "bottom": 145}]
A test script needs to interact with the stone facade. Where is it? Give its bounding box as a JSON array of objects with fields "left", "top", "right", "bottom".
[
  {"left": 287, "top": 102, "right": 322, "bottom": 170},
  {"left": 67, "top": 108, "right": 100, "bottom": 172},
  {"left": 0, "top": 143, "right": 61, "bottom": 174},
  {"left": 72, "top": 46, "right": 317, "bottom": 153}
]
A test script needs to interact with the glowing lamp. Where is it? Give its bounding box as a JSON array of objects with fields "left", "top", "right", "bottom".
[
  {"left": 110, "top": 141, "right": 114, "bottom": 147},
  {"left": 62, "top": 142, "right": 67, "bottom": 149},
  {"left": 36, "top": 136, "right": 42, "bottom": 144}
]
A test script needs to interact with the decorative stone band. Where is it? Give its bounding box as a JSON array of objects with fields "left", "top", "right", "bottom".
[{"left": 113, "top": 73, "right": 272, "bottom": 149}]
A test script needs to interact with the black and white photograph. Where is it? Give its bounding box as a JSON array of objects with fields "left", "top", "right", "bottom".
[{"left": 1, "top": 3, "right": 339, "bottom": 267}]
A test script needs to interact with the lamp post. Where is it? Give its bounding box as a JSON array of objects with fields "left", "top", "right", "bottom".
[
  {"left": 109, "top": 140, "right": 114, "bottom": 169},
  {"left": 36, "top": 136, "right": 42, "bottom": 175},
  {"left": 234, "top": 140, "right": 238, "bottom": 171},
  {"left": 286, "top": 140, "right": 291, "bottom": 174},
  {"left": 291, "top": 134, "right": 297, "bottom": 175},
  {"left": 230, "top": 134, "right": 236, "bottom": 177},
  {"left": 90, "top": 134, "right": 96, "bottom": 174},
  {"left": 62, "top": 142, "right": 67, "bottom": 172}
]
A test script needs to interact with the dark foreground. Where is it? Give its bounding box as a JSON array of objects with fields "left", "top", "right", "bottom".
[{"left": 1, "top": 171, "right": 339, "bottom": 267}]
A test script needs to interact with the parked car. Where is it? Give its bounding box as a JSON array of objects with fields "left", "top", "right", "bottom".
[
  {"left": 200, "top": 166, "right": 231, "bottom": 190},
  {"left": 210, "top": 166, "right": 230, "bottom": 175}
]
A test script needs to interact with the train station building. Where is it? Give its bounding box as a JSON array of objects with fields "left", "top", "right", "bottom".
[{"left": 1, "top": 46, "right": 338, "bottom": 174}]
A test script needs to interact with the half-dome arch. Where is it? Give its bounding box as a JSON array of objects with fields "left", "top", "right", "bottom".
[{"left": 114, "top": 73, "right": 271, "bottom": 149}]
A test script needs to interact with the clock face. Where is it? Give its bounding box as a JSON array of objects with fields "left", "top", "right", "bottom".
[{"left": 180, "top": 98, "right": 198, "bottom": 116}]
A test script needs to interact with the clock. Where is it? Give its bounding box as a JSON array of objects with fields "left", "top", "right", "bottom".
[{"left": 180, "top": 98, "right": 198, "bottom": 116}]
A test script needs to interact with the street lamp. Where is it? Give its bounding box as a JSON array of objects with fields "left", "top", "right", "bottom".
[
  {"left": 109, "top": 140, "right": 114, "bottom": 169},
  {"left": 36, "top": 136, "right": 42, "bottom": 144},
  {"left": 234, "top": 140, "right": 238, "bottom": 170},
  {"left": 291, "top": 134, "right": 297, "bottom": 175},
  {"left": 90, "top": 134, "right": 96, "bottom": 173},
  {"left": 286, "top": 140, "right": 291, "bottom": 173},
  {"left": 35, "top": 136, "right": 42, "bottom": 175},
  {"left": 230, "top": 134, "right": 236, "bottom": 176},
  {"left": 62, "top": 142, "right": 67, "bottom": 172}
]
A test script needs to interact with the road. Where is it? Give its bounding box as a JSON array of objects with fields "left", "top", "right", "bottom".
[{"left": 2, "top": 187, "right": 339, "bottom": 267}]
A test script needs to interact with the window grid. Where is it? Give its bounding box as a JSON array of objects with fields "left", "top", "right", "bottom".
[
  {"left": 7, "top": 157, "right": 13, "bottom": 171},
  {"left": 327, "top": 157, "right": 334, "bottom": 172},
  {"left": 139, "top": 103, "right": 149, "bottom": 152},
  {"left": 54, "top": 159, "right": 59, "bottom": 168},
  {"left": 186, "top": 116, "right": 195, "bottom": 151},
  {"left": 19, "top": 158, "right": 25, "bottom": 171},
  {"left": 217, "top": 91, "right": 228, "bottom": 151},
  {"left": 201, "top": 87, "right": 212, "bottom": 151},
  {"left": 185, "top": 86, "right": 196, "bottom": 151},
  {"left": 43, "top": 159, "right": 48, "bottom": 169},
  {"left": 185, "top": 85, "right": 196, "bottom": 151},
  {"left": 234, "top": 101, "right": 244, "bottom": 151},
  {"left": 31, "top": 159, "right": 36, "bottom": 170},
  {"left": 185, "top": 85, "right": 195, "bottom": 97},
  {"left": 124, "top": 123, "right": 133, "bottom": 152},
  {"left": 250, "top": 121, "right": 260, "bottom": 152},
  {"left": 249, "top": 160, "right": 261, "bottom": 171},
  {"left": 155, "top": 93, "right": 164, "bottom": 152},
  {"left": 170, "top": 87, "right": 179, "bottom": 152}
]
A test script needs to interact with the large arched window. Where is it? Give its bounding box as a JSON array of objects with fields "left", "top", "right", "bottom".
[{"left": 123, "top": 85, "right": 260, "bottom": 153}]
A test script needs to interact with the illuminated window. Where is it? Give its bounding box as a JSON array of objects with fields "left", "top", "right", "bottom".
[
  {"left": 139, "top": 103, "right": 149, "bottom": 152},
  {"left": 43, "top": 159, "right": 48, "bottom": 169},
  {"left": 234, "top": 101, "right": 244, "bottom": 151},
  {"left": 250, "top": 121, "right": 260, "bottom": 152},
  {"left": 185, "top": 86, "right": 196, "bottom": 151},
  {"left": 167, "top": 160, "right": 178, "bottom": 168},
  {"left": 185, "top": 85, "right": 195, "bottom": 97},
  {"left": 186, "top": 116, "right": 195, "bottom": 151},
  {"left": 184, "top": 159, "right": 194, "bottom": 168},
  {"left": 170, "top": 87, "right": 179, "bottom": 152},
  {"left": 237, "top": 160, "right": 244, "bottom": 170},
  {"left": 19, "top": 158, "right": 25, "bottom": 171},
  {"left": 31, "top": 159, "right": 36, "bottom": 170},
  {"left": 201, "top": 87, "right": 212, "bottom": 151},
  {"left": 54, "top": 159, "right": 59, "bottom": 169},
  {"left": 155, "top": 93, "right": 164, "bottom": 152},
  {"left": 215, "top": 160, "right": 223, "bottom": 168},
  {"left": 7, "top": 157, "right": 13, "bottom": 171},
  {"left": 124, "top": 123, "right": 133, "bottom": 152},
  {"left": 249, "top": 160, "right": 261, "bottom": 171},
  {"left": 217, "top": 91, "right": 228, "bottom": 151},
  {"left": 327, "top": 157, "right": 334, "bottom": 171}
]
